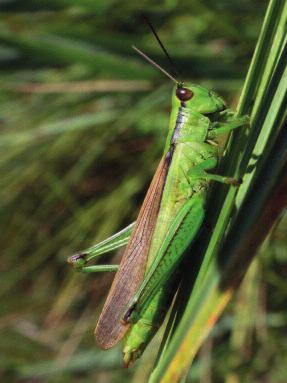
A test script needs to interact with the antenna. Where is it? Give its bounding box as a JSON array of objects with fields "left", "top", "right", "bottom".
[
  {"left": 132, "top": 45, "right": 178, "bottom": 84},
  {"left": 143, "top": 16, "right": 180, "bottom": 79}
]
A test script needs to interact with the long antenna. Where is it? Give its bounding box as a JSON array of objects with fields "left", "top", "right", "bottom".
[
  {"left": 132, "top": 45, "right": 178, "bottom": 84},
  {"left": 143, "top": 16, "right": 180, "bottom": 79}
]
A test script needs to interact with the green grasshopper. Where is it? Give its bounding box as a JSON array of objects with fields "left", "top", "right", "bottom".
[{"left": 68, "top": 26, "right": 248, "bottom": 367}]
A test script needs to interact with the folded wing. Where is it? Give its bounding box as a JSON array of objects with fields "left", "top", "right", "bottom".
[{"left": 95, "top": 155, "right": 171, "bottom": 349}]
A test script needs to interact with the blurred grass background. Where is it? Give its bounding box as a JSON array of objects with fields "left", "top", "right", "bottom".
[{"left": 0, "top": 1, "right": 286, "bottom": 382}]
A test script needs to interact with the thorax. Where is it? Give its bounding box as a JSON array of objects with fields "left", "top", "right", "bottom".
[{"left": 171, "top": 106, "right": 210, "bottom": 145}]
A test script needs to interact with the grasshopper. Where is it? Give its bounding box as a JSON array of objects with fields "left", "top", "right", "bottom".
[{"left": 68, "top": 24, "right": 248, "bottom": 367}]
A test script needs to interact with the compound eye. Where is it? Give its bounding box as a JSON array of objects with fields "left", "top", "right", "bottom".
[{"left": 176, "top": 87, "right": 193, "bottom": 102}]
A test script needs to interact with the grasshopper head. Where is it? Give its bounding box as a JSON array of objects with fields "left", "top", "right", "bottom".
[{"left": 175, "top": 83, "right": 226, "bottom": 114}]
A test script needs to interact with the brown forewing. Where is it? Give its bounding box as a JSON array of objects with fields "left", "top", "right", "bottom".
[{"left": 95, "top": 155, "right": 170, "bottom": 349}]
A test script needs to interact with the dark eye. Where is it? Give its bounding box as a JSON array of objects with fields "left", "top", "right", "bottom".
[{"left": 176, "top": 87, "right": 193, "bottom": 101}]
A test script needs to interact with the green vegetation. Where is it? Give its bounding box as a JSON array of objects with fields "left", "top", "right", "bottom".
[{"left": 1, "top": 1, "right": 286, "bottom": 382}]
